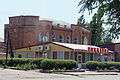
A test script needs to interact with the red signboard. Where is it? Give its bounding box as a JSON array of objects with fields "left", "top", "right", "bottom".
[{"left": 88, "top": 47, "right": 109, "bottom": 53}]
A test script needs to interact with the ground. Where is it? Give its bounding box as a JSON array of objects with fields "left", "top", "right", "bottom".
[{"left": 0, "top": 68, "right": 120, "bottom": 80}]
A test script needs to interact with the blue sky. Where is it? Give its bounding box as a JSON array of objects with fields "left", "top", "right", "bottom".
[{"left": 0, "top": 0, "right": 119, "bottom": 42}]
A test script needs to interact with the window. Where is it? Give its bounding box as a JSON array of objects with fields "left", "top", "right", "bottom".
[
  {"left": 64, "top": 25, "right": 67, "bottom": 28},
  {"left": 66, "top": 35, "right": 70, "bottom": 43},
  {"left": 46, "top": 32, "right": 49, "bottom": 42},
  {"left": 35, "top": 52, "right": 43, "bottom": 58},
  {"left": 38, "top": 32, "right": 42, "bottom": 42},
  {"left": 18, "top": 54, "right": 22, "bottom": 58},
  {"left": 90, "top": 53, "right": 93, "bottom": 61},
  {"left": 43, "top": 32, "right": 49, "bottom": 42},
  {"left": 52, "top": 32, "right": 56, "bottom": 41},
  {"left": 83, "top": 37, "right": 88, "bottom": 45},
  {"left": 59, "top": 34, "right": 64, "bottom": 43},
  {"left": 64, "top": 52, "right": 69, "bottom": 59},
  {"left": 74, "top": 37, "right": 78, "bottom": 44},
  {"left": 53, "top": 51, "right": 57, "bottom": 59},
  {"left": 57, "top": 51, "right": 64, "bottom": 59}
]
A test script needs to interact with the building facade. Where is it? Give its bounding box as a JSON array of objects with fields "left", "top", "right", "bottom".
[
  {"left": 15, "top": 42, "right": 114, "bottom": 68},
  {"left": 0, "top": 38, "right": 6, "bottom": 58},
  {"left": 15, "top": 42, "right": 114, "bottom": 62},
  {"left": 4, "top": 15, "right": 91, "bottom": 49},
  {"left": 99, "top": 43, "right": 120, "bottom": 62}
]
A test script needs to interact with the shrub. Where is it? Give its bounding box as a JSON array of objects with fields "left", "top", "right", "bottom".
[
  {"left": 0, "top": 58, "right": 44, "bottom": 69},
  {"left": 86, "top": 61, "right": 98, "bottom": 70},
  {"left": 16, "top": 63, "right": 37, "bottom": 70},
  {"left": 41, "top": 59, "right": 77, "bottom": 70},
  {"left": 97, "top": 62, "right": 107, "bottom": 70},
  {"left": 86, "top": 61, "right": 120, "bottom": 71}
]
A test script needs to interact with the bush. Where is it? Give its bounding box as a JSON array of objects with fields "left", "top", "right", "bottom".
[
  {"left": 86, "top": 61, "right": 120, "bottom": 71},
  {"left": 16, "top": 63, "right": 37, "bottom": 70},
  {"left": 86, "top": 61, "right": 98, "bottom": 70},
  {"left": 41, "top": 59, "right": 77, "bottom": 70},
  {"left": 0, "top": 58, "right": 44, "bottom": 69}
]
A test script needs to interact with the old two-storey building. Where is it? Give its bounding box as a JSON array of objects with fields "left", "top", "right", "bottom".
[
  {"left": 4, "top": 16, "right": 115, "bottom": 67},
  {"left": 4, "top": 15, "right": 90, "bottom": 49}
]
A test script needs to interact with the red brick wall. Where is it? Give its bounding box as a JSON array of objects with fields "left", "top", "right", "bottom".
[
  {"left": 115, "top": 43, "right": 120, "bottom": 61},
  {"left": 4, "top": 16, "right": 91, "bottom": 49},
  {"left": 71, "top": 24, "right": 83, "bottom": 44}
]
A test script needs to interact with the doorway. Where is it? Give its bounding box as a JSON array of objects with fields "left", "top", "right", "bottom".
[{"left": 77, "top": 54, "right": 82, "bottom": 68}]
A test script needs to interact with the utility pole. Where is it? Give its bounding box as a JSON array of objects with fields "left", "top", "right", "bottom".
[{"left": 6, "top": 30, "right": 13, "bottom": 64}]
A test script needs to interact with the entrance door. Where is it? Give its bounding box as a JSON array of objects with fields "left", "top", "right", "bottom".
[
  {"left": 43, "top": 52, "right": 47, "bottom": 59},
  {"left": 77, "top": 54, "right": 82, "bottom": 63},
  {"left": 77, "top": 54, "right": 82, "bottom": 68}
]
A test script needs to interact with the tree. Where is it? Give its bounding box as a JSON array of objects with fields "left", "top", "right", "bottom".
[
  {"left": 77, "top": 15, "right": 85, "bottom": 24},
  {"left": 78, "top": 0, "right": 120, "bottom": 39},
  {"left": 102, "top": 29, "right": 113, "bottom": 44},
  {"left": 90, "top": 12, "right": 104, "bottom": 45}
]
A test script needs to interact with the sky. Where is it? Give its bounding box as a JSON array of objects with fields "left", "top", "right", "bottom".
[{"left": 0, "top": 0, "right": 119, "bottom": 42}]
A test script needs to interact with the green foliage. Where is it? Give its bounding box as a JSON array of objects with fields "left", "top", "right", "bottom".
[
  {"left": 77, "top": 15, "right": 85, "bottom": 24},
  {"left": 0, "top": 58, "right": 44, "bottom": 69},
  {"left": 16, "top": 63, "right": 37, "bottom": 70},
  {"left": 78, "top": 0, "right": 120, "bottom": 40},
  {"left": 41, "top": 59, "right": 77, "bottom": 70},
  {"left": 86, "top": 61, "right": 98, "bottom": 70},
  {"left": 90, "top": 12, "right": 104, "bottom": 45},
  {"left": 86, "top": 61, "right": 120, "bottom": 71},
  {"left": 0, "top": 58, "right": 77, "bottom": 70}
]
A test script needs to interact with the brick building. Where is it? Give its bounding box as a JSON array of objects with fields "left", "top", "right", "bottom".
[
  {"left": 0, "top": 38, "right": 6, "bottom": 58},
  {"left": 98, "top": 43, "right": 120, "bottom": 62},
  {"left": 4, "top": 15, "right": 91, "bottom": 49}
]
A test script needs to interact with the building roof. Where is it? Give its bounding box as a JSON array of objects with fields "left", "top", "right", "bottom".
[
  {"left": 40, "top": 17, "right": 71, "bottom": 28},
  {"left": 53, "top": 42, "right": 99, "bottom": 51},
  {"left": 40, "top": 17, "right": 90, "bottom": 32},
  {"left": 0, "top": 38, "right": 4, "bottom": 42},
  {"left": 53, "top": 42, "right": 113, "bottom": 53},
  {"left": 15, "top": 41, "right": 113, "bottom": 53}
]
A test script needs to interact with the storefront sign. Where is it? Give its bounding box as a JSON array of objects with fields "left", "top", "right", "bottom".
[{"left": 88, "top": 47, "right": 109, "bottom": 53}]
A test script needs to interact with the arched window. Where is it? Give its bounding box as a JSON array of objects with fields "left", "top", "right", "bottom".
[
  {"left": 74, "top": 37, "right": 78, "bottom": 44},
  {"left": 66, "top": 35, "right": 70, "bottom": 43},
  {"left": 43, "top": 32, "right": 49, "bottom": 42},
  {"left": 59, "top": 34, "right": 64, "bottom": 43},
  {"left": 52, "top": 32, "right": 56, "bottom": 41},
  {"left": 46, "top": 32, "right": 49, "bottom": 42},
  {"left": 83, "top": 37, "right": 88, "bottom": 45},
  {"left": 38, "top": 32, "right": 42, "bottom": 42}
]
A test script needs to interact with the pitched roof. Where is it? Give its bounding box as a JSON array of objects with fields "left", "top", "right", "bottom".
[
  {"left": 53, "top": 42, "right": 99, "bottom": 51},
  {"left": 52, "top": 42, "right": 113, "bottom": 53}
]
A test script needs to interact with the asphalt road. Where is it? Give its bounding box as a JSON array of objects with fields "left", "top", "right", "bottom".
[{"left": 0, "top": 68, "right": 120, "bottom": 80}]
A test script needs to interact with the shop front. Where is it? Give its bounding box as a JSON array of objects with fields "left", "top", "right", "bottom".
[{"left": 15, "top": 42, "right": 114, "bottom": 68}]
